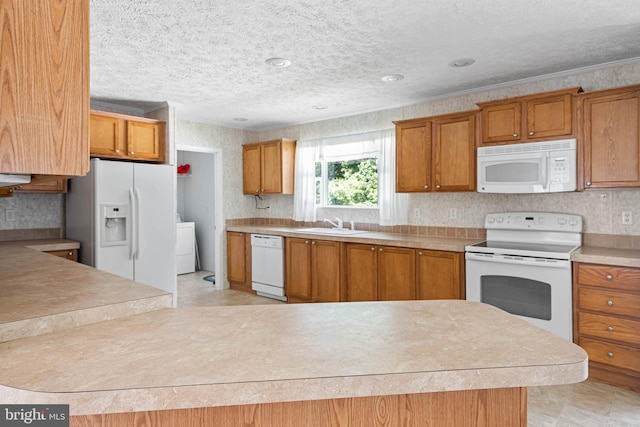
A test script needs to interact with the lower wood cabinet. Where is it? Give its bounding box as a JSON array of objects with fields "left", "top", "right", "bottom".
[
  {"left": 346, "top": 244, "right": 416, "bottom": 302},
  {"left": 285, "top": 237, "right": 343, "bottom": 303},
  {"left": 45, "top": 249, "right": 78, "bottom": 262},
  {"left": 227, "top": 231, "right": 252, "bottom": 293},
  {"left": 574, "top": 262, "right": 640, "bottom": 392},
  {"left": 416, "top": 250, "right": 464, "bottom": 300}
]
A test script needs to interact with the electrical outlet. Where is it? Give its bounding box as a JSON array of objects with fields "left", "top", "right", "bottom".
[
  {"left": 413, "top": 208, "right": 420, "bottom": 219},
  {"left": 5, "top": 209, "right": 16, "bottom": 222},
  {"left": 449, "top": 208, "right": 457, "bottom": 220},
  {"left": 622, "top": 211, "right": 633, "bottom": 225}
]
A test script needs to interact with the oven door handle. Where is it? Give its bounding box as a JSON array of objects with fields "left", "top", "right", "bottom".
[{"left": 465, "top": 252, "right": 570, "bottom": 268}]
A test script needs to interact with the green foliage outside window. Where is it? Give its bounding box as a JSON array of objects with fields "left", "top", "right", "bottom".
[{"left": 325, "top": 158, "right": 378, "bottom": 206}]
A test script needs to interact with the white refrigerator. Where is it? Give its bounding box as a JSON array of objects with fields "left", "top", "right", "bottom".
[{"left": 66, "top": 159, "right": 176, "bottom": 301}]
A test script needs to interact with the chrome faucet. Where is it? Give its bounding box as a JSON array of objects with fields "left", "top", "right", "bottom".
[{"left": 324, "top": 217, "right": 343, "bottom": 229}]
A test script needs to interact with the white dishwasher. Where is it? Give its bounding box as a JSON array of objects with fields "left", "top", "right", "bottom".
[{"left": 251, "top": 234, "right": 286, "bottom": 301}]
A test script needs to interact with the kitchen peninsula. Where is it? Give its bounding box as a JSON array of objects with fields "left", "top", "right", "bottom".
[{"left": 0, "top": 245, "right": 587, "bottom": 427}]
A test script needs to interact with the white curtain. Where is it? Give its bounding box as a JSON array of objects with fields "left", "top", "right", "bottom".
[
  {"left": 293, "top": 129, "right": 408, "bottom": 225},
  {"left": 377, "top": 129, "right": 408, "bottom": 226},
  {"left": 293, "top": 141, "right": 319, "bottom": 222}
]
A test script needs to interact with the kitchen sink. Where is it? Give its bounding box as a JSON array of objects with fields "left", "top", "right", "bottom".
[{"left": 296, "top": 227, "right": 368, "bottom": 236}]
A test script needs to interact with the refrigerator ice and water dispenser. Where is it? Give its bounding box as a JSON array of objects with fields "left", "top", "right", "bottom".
[{"left": 101, "top": 205, "right": 128, "bottom": 246}]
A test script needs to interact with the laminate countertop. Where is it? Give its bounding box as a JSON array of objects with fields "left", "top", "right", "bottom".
[
  {"left": 227, "top": 225, "right": 640, "bottom": 267},
  {"left": 225, "top": 225, "right": 480, "bottom": 252},
  {"left": 0, "top": 245, "right": 172, "bottom": 343},
  {"left": 0, "top": 300, "right": 588, "bottom": 416}
]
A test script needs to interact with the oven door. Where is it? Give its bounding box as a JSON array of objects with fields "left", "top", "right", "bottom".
[{"left": 465, "top": 252, "right": 573, "bottom": 341}]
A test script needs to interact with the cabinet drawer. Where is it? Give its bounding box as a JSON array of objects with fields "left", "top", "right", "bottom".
[
  {"left": 46, "top": 249, "right": 78, "bottom": 262},
  {"left": 578, "top": 287, "right": 640, "bottom": 318},
  {"left": 579, "top": 312, "right": 640, "bottom": 345},
  {"left": 579, "top": 337, "right": 640, "bottom": 373},
  {"left": 577, "top": 264, "right": 640, "bottom": 292}
]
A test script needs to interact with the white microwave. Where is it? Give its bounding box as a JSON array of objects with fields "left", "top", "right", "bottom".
[{"left": 477, "top": 139, "right": 577, "bottom": 194}]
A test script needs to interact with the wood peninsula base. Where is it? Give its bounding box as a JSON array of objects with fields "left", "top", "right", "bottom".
[{"left": 72, "top": 387, "right": 526, "bottom": 427}]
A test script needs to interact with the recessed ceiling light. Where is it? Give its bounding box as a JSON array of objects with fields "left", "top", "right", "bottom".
[
  {"left": 312, "top": 105, "right": 327, "bottom": 110},
  {"left": 449, "top": 58, "right": 475, "bottom": 67},
  {"left": 265, "top": 57, "right": 291, "bottom": 67},
  {"left": 381, "top": 74, "right": 404, "bottom": 82},
  {"left": 233, "top": 117, "right": 248, "bottom": 122}
]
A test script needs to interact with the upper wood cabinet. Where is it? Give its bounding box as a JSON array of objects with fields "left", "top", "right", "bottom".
[
  {"left": 0, "top": 0, "right": 89, "bottom": 176},
  {"left": 477, "top": 87, "right": 581, "bottom": 146},
  {"left": 578, "top": 84, "right": 640, "bottom": 190},
  {"left": 12, "top": 178, "right": 68, "bottom": 194},
  {"left": 394, "top": 111, "right": 477, "bottom": 193},
  {"left": 242, "top": 139, "right": 296, "bottom": 195},
  {"left": 285, "top": 237, "right": 343, "bottom": 303},
  {"left": 90, "top": 111, "right": 166, "bottom": 162}
]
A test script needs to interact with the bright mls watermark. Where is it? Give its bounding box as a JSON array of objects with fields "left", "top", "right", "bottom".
[{"left": 1, "top": 405, "right": 69, "bottom": 426}]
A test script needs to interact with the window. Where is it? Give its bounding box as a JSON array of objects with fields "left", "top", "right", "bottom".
[{"left": 315, "top": 157, "right": 378, "bottom": 207}]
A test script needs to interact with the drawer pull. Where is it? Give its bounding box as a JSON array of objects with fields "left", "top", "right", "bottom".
[
  {"left": 68, "top": 251, "right": 73, "bottom": 256},
  {"left": 607, "top": 326, "right": 614, "bottom": 332},
  {"left": 607, "top": 300, "right": 614, "bottom": 306},
  {"left": 606, "top": 274, "right": 613, "bottom": 280},
  {"left": 607, "top": 352, "right": 614, "bottom": 358}
]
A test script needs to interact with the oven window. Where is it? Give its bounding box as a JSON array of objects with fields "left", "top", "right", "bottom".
[{"left": 480, "top": 275, "right": 551, "bottom": 320}]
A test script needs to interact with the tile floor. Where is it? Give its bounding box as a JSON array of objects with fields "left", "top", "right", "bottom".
[{"left": 177, "top": 271, "right": 640, "bottom": 427}]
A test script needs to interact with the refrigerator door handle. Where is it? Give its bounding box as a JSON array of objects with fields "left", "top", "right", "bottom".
[
  {"left": 134, "top": 188, "right": 141, "bottom": 261},
  {"left": 129, "top": 188, "right": 136, "bottom": 260}
]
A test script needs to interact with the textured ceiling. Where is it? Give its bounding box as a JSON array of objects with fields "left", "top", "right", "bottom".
[{"left": 90, "top": 0, "right": 640, "bottom": 131}]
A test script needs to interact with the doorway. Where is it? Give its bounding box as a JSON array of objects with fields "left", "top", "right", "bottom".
[{"left": 176, "top": 145, "right": 223, "bottom": 289}]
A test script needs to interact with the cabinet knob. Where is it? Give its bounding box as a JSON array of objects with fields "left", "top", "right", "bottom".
[
  {"left": 239, "top": 233, "right": 244, "bottom": 237},
  {"left": 607, "top": 326, "right": 614, "bottom": 332},
  {"left": 606, "top": 274, "right": 613, "bottom": 280},
  {"left": 512, "top": 133, "right": 518, "bottom": 138},
  {"left": 436, "top": 184, "right": 441, "bottom": 189},
  {"left": 261, "top": 188, "right": 264, "bottom": 192},
  {"left": 311, "top": 241, "right": 315, "bottom": 245},
  {"left": 586, "top": 181, "right": 592, "bottom": 186},
  {"left": 371, "top": 247, "right": 376, "bottom": 251},
  {"left": 305, "top": 240, "right": 309, "bottom": 244},
  {"left": 379, "top": 248, "right": 383, "bottom": 252},
  {"left": 129, "top": 151, "right": 134, "bottom": 155},
  {"left": 418, "top": 251, "right": 423, "bottom": 256},
  {"left": 607, "top": 300, "right": 614, "bottom": 306},
  {"left": 607, "top": 352, "right": 614, "bottom": 358},
  {"left": 115, "top": 149, "right": 120, "bottom": 153},
  {"left": 424, "top": 185, "right": 429, "bottom": 189},
  {"left": 68, "top": 251, "right": 73, "bottom": 256},
  {"left": 528, "top": 131, "right": 534, "bottom": 136}
]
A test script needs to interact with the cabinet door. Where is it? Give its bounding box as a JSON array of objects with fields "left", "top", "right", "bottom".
[
  {"left": 480, "top": 102, "right": 521, "bottom": 144},
  {"left": 243, "top": 145, "right": 262, "bottom": 194},
  {"left": 261, "top": 141, "right": 283, "bottom": 194},
  {"left": 127, "top": 121, "right": 164, "bottom": 161},
  {"left": 90, "top": 114, "right": 124, "bottom": 157},
  {"left": 346, "top": 244, "right": 378, "bottom": 301},
  {"left": 416, "top": 250, "right": 462, "bottom": 300},
  {"left": 1, "top": 0, "right": 89, "bottom": 176},
  {"left": 227, "top": 232, "right": 248, "bottom": 284},
  {"left": 377, "top": 246, "right": 416, "bottom": 301},
  {"left": 433, "top": 114, "right": 476, "bottom": 192},
  {"left": 526, "top": 93, "right": 573, "bottom": 139},
  {"left": 311, "top": 240, "right": 342, "bottom": 302},
  {"left": 285, "top": 238, "right": 312, "bottom": 301},
  {"left": 13, "top": 178, "right": 67, "bottom": 194},
  {"left": 395, "top": 121, "right": 432, "bottom": 192},
  {"left": 581, "top": 88, "right": 640, "bottom": 189}
]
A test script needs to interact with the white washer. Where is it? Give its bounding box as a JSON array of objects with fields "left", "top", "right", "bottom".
[{"left": 176, "top": 222, "right": 196, "bottom": 275}]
